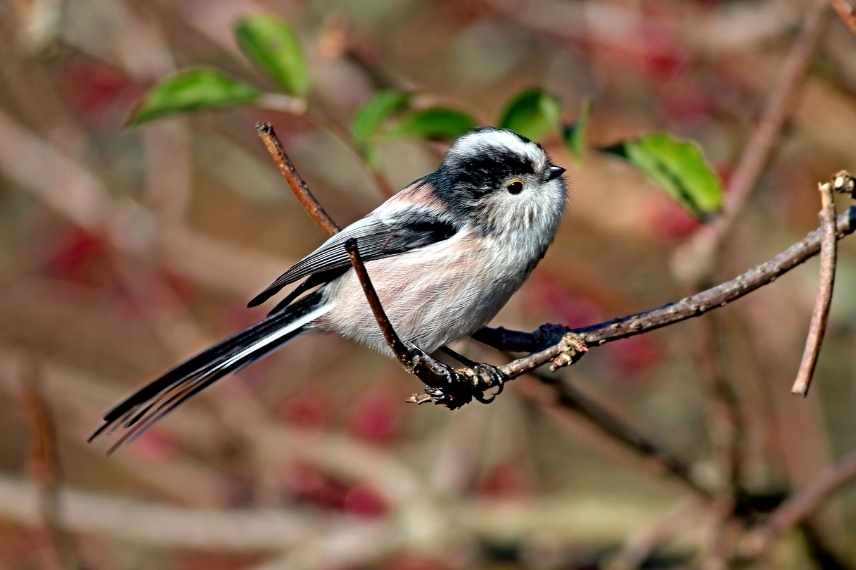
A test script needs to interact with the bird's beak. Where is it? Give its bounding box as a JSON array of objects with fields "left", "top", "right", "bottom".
[{"left": 547, "top": 165, "right": 566, "bottom": 181}]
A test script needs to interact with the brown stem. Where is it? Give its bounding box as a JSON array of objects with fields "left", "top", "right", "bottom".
[
  {"left": 254, "top": 126, "right": 856, "bottom": 531},
  {"left": 344, "top": 239, "right": 412, "bottom": 365},
  {"left": 344, "top": 238, "right": 502, "bottom": 407},
  {"left": 742, "top": 449, "right": 856, "bottom": 556},
  {"left": 478, "top": 206, "right": 856, "bottom": 365},
  {"left": 668, "top": 6, "right": 828, "bottom": 556},
  {"left": 19, "top": 355, "right": 82, "bottom": 570},
  {"left": 791, "top": 175, "right": 844, "bottom": 396},
  {"left": 695, "top": 316, "right": 743, "bottom": 494},
  {"left": 255, "top": 122, "right": 340, "bottom": 236},
  {"left": 529, "top": 370, "right": 713, "bottom": 501}
]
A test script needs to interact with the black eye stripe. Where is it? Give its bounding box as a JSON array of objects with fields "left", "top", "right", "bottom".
[
  {"left": 444, "top": 148, "right": 535, "bottom": 192},
  {"left": 428, "top": 129, "right": 553, "bottom": 229}
]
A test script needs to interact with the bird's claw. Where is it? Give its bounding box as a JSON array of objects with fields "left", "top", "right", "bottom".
[
  {"left": 464, "top": 363, "right": 506, "bottom": 403},
  {"left": 405, "top": 355, "right": 506, "bottom": 408}
]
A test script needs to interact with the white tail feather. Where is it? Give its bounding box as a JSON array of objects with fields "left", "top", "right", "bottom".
[{"left": 218, "top": 302, "right": 333, "bottom": 372}]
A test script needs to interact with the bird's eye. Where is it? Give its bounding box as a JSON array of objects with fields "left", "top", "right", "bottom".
[{"left": 506, "top": 179, "right": 524, "bottom": 195}]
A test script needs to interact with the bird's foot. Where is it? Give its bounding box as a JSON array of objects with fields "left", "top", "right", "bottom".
[
  {"left": 404, "top": 345, "right": 506, "bottom": 409},
  {"left": 461, "top": 362, "right": 505, "bottom": 403}
]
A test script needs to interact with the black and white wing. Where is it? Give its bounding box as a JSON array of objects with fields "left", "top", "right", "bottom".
[{"left": 247, "top": 205, "right": 460, "bottom": 308}]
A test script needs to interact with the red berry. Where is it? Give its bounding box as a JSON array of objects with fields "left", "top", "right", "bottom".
[
  {"left": 45, "top": 228, "right": 109, "bottom": 285},
  {"left": 640, "top": 28, "right": 688, "bottom": 80},
  {"left": 59, "top": 62, "right": 137, "bottom": 117},
  {"left": 284, "top": 463, "right": 346, "bottom": 510},
  {"left": 281, "top": 393, "right": 329, "bottom": 429},
  {"left": 343, "top": 484, "right": 388, "bottom": 518},
  {"left": 348, "top": 391, "right": 400, "bottom": 445},
  {"left": 478, "top": 462, "right": 529, "bottom": 499}
]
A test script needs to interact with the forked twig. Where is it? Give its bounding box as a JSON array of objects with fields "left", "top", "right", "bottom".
[
  {"left": 254, "top": 122, "right": 856, "bottom": 408},
  {"left": 256, "top": 123, "right": 586, "bottom": 405},
  {"left": 256, "top": 124, "right": 856, "bottom": 557}
]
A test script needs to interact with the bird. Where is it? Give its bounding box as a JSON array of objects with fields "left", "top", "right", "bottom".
[{"left": 89, "top": 127, "right": 567, "bottom": 450}]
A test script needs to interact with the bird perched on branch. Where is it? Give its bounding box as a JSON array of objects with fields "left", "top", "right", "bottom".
[{"left": 90, "top": 128, "right": 567, "bottom": 450}]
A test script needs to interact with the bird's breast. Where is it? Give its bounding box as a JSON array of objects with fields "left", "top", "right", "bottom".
[{"left": 316, "top": 229, "right": 533, "bottom": 355}]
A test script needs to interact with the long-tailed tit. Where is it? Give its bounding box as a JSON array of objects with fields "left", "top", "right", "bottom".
[{"left": 90, "top": 128, "right": 567, "bottom": 448}]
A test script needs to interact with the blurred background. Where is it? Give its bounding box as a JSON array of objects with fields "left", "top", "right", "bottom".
[{"left": 1, "top": 0, "right": 856, "bottom": 568}]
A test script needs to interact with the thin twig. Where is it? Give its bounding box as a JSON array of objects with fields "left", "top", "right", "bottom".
[
  {"left": 255, "top": 122, "right": 340, "bottom": 236},
  {"left": 791, "top": 174, "right": 845, "bottom": 396},
  {"left": 478, "top": 206, "right": 856, "bottom": 365},
  {"left": 529, "top": 370, "right": 713, "bottom": 500},
  {"left": 667, "top": 6, "right": 828, "bottom": 557},
  {"left": 19, "top": 355, "right": 82, "bottom": 570},
  {"left": 742, "top": 449, "right": 856, "bottom": 556},
  {"left": 695, "top": 316, "right": 743, "bottom": 494},
  {"left": 254, "top": 122, "right": 856, "bottom": 407},
  {"left": 344, "top": 239, "right": 412, "bottom": 363},
  {"left": 606, "top": 498, "right": 701, "bottom": 570},
  {"left": 333, "top": 203, "right": 856, "bottom": 402},
  {"left": 0, "top": 474, "right": 324, "bottom": 552},
  {"left": 344, "top": 238, "right": 504, "bottom": 407}
]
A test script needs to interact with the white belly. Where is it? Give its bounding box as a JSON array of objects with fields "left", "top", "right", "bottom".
[{"left": 315, "top": 231, "right": 531, "bottom": 355}]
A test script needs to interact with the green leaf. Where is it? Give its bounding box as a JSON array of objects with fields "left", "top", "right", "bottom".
[
  {"left": 388, "top": 107, "right": 477, "bottom": 141},
  {"left": 351, "top": 90, "right": 410, "bottom": 159},
  {"left": 497, "top": 88, "right": 561, "bottom": 141},
  {"left": 563, "top": 99, "right": 590, "bottom": 159},
  {"left": 234, "top": 14, "right": 309, "bottom": 96},
  {"left": 605, "top": 133, "right": 723, "bottom": 218},
  {"left": 127, "top": 67, "right": 261, "bottom": 126}
]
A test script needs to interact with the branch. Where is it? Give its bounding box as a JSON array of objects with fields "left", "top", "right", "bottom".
[
  {"left": 344, "top": 239, "right": 514, "bottom": 407},
  {"left": 255, "top": 122, "right": 340, "bottom": 236},
  {"left": 19, "top": 355, "right": 82, "bottom": 570},
  {"left": 0, "top": 474, "right": 325, "bottom": 551},
  {"left": 791, "top": 172, "right": 852, "bottom": 395},
  {"left": 528, "top": 370, "right": 713, "bottom": 501},
  {"left": 252, "top": 125, "right": 856, "bottom": 535},
  {"left": 742, "top": 449, "right": 856, "bottom": 556},
  {"left": 344, "top": 239, "right": 412, "bottom": 361},
  {"left": 477, "top": 206, "right": 856, "bottom": 363},
  {"left": 258, "top": 126, "right": 856, "bottom": 402},
  {"left": 258, "top": 121, "right": 717, "bottom": 506}
]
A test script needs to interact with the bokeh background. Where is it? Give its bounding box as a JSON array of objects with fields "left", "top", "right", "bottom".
[{"left": 1, "top": 0, "right": 856, "bottom": 568}]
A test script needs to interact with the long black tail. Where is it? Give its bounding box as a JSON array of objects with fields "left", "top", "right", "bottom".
[{"left": 89, "top": 292, "right": 331, "bottom": 452}]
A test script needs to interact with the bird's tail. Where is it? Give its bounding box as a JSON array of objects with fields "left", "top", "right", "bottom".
[{"left": 89, "top": 291, "right": 332, "bottom": 452}]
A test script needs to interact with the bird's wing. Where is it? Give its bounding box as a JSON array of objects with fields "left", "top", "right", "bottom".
[{"left": 247, "top": 204, "right": 459, "bottom": 308}]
